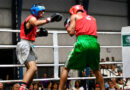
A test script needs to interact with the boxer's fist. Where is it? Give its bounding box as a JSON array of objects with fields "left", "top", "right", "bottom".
[
  {"left": 64, "top": 18, "right": 70, "bottom": 29},
  {"left": 46, "top": 13, "right": 62, "bottom": 22},
  {"left": 37, "top": 28, "right": 48, "bottom": 37}
]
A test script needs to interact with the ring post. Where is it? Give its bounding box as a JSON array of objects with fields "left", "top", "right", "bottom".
[
  {"left": 53, "top": 32, "right": 59, "bottom": 79},
  {"left": 122, "top": 26, "right": 130, "bottom": 78}
]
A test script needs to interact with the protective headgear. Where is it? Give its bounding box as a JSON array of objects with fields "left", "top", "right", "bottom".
[
  {"left": 30, "top": 4, "right": 45, "bottom": 18},
  {"left": 69, "top": 5, "right": 87, "bottom": 15}
]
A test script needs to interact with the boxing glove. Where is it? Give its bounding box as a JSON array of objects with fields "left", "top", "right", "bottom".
[
  {"left": 46, "top": 13, "right": 62, "bottom": 22},
  {"left": 64, "top": 18, "right": 70, "bottom": 29},
  {"left": 37, "top": 28, "right": 48, "bottom": 37}
]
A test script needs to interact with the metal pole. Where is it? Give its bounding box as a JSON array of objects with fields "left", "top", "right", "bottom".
[
  {"left": 128, "top": 0, "right": 130, "bottom": 25},
  {"left": 17, "top": 0, "right": 23, "bottom": 80},
  {"left": 11, "top": 0, "right": 18, "bottom": 80}
]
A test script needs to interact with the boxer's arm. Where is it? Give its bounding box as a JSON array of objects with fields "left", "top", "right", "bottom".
[
  {"left": 29, "top": 13, "right": 62, "bottom": 26},
  {"left": 66, "top": 15, "right": 76, "bottom": 36},
  {"left": 29, "top": 17, "right": 47, "bottom": 26},
  {"left": 29, "top": 17, "right": 48, "bottom": 26}
]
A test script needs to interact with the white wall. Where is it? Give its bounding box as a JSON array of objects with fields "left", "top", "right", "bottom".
[
  {"left": 88, "top": 0, "right": 127, "bottom": 61},
  {"left": 89, "top": 0, "right": 128, "bottom": 31}
]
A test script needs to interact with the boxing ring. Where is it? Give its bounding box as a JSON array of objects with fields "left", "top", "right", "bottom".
[{"left": 0, "top": 28, "right": 127, "bottom": 87}]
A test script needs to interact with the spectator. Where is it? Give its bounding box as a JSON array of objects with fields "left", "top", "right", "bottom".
[
  {"left": 33, "top": 82, "right": 39, "bottom": 90},
  {"left": 103, "top": 64, "right": 108, "bottom": 76},
  {"left": 100, "top": 58, "right": 107, "bottom": 76},
  {"left": 72, "top": 80, "right": 84, "bottom": 90},
  {"left": 106, "top": 57, "right": 110, "bottom": 62},
  {"left": 80, "top": 71, "right": 88, "bottom": 90},
  {"left": 4, "top": 74, "right": 12, "bottom": 90},
  {"left": 105, "top": 57, "right": 116, "bottom": 76},
  {"left": 111, "top": 78, "right": 120, "bottom": 90},
  {"left": 63, "top": 84, "right": 68, "bottom": 90},
  {"left": 104, "top": 79, "right": 109, "bottom": 89},
  {"left": 0, "top": 82, "right": 4, "bottom": 90},
  {"left": 112, "top": 57, "right": 115, "bottom": 62},
  {"left": 116, "top": 78, "right": 124, "bottom": 89},
  {"left": 88, "top": 70, "right": 96, "bottom": 90},
  {"left": 100, "top": 58, "right": 105, "bottom": 69},
  {"left": 28, "top": 83, "right": 33, "bottom": 90},
  {"left": 47, "top": 81, "right": 52, "bottom": 90},
  {"left": 52, "top": 82, "right": 58, "bottom": 90},
  {"left": 106, "top": 79, "right": 120, "bottom": 90},
  {"left": 66, "top": 80, "right": 72, "bottom": 90},
  {"left": 95, "top": 83, "right": 100, "bottom": 90},
  {"left": 12, "top": 83, "right": 20, "bottom": 90},
  {"left": 124, "top": 78, "right": 130, "bottom": 89},
  {"left": 107, "top": 80, "right": 116, "bottom": 90},
  {"left": 111, "top": 57, "right": 116, "bottom": 72},
  {"left": 117, "top": 70, "right": 122, "bottom": 76},
  {"left": 41, "top": 73, "right": 49, "bottom": 89},
  {"left": 106, "top": 57, "right": 111, "bottom": 69}
]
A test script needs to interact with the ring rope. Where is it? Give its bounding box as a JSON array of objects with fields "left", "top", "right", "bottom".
[
  {"left": 0, "top": 29, "right": 121, "bottom": 34},
  {"left": 0, "top": 62, "right": 122, "bottom": 68},
  {"left": 0, "top": 76, "right": 123, "bottom": 83},
  {"left": 0, "top": 45, "right": 122, "bottom": 48},
  {"left": 0, "top": 29, "right": 123, "bottom": 83}
]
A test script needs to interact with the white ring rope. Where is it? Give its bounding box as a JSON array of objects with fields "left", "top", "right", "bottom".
[
  {"left": 0, "top": 64, "right": 64, "bottom": 67},
  {"left": 0, "top": 62, "right": 122, "bottom": 68},
  {"left": 0, "top": 45, "right": 122, "bottom": 48},
  {"left": 0, "top": 29, "right": 122, "bottom": 48},
  {"left": 0, "top": 76, "right": 123, "bottom": 83},
  {"left": 0, "top": 29, "right": 121, "bottom": 34},
  {"left": 0, "top": 29, "right": 123, "bottom": 83}
]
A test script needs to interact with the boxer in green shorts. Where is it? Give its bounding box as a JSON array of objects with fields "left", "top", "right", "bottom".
[
  {"left": 59, "top": 5, "right": 105, "bottom": 90},
  {"left": 65, "top": 35, "right": 100, "bottom": 71}
]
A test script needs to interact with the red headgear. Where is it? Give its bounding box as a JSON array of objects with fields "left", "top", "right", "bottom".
[{"left": 69, "top": 5, "right": 87, "bottom": 15}]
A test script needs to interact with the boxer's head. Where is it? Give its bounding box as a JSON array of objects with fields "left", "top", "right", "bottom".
[
  {"left": 69, "top": 5, "right": 87, "bottom": 15},
  {"left": 30, "top": 4, "right": 45, "bottom": 18}
]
